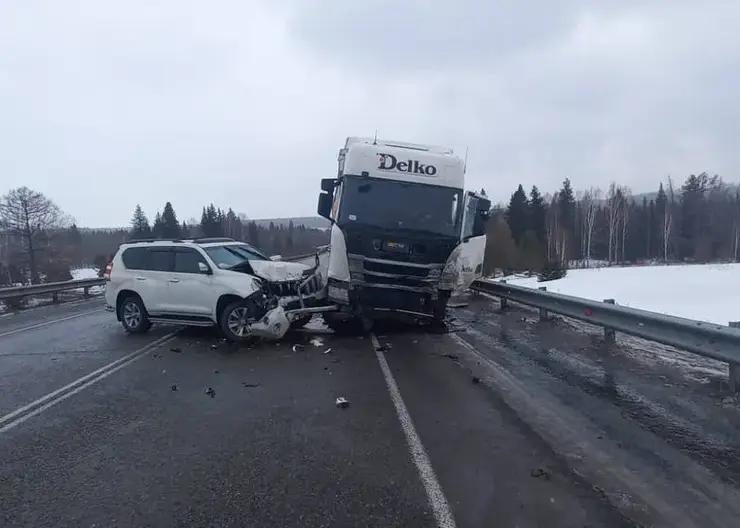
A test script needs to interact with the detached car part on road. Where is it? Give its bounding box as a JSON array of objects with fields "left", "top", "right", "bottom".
[{"left": 103, "top": 237, "right": 327, "bottom": 343}]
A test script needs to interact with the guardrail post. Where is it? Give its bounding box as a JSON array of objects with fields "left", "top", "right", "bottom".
[
  {"left": 538, "top": 287, "right": 549, "bottom": 320},
  {"left": 52, "top": 292, "right": 59, "bottom": 303},
  {"left": 83, "top": 286, "right": 90, "bottom": 298},
  {"left": 728, "top": 322, "right": 740, "bottom": 393},
  {"left": 603, "top": 299, "right": 616, "bottom": 344},
  {"left": 499, "top": 280, "right": 508, "bottom": 310}
]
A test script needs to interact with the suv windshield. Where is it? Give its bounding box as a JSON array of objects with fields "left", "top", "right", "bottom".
[
  {"left": 204, "top": 244, "right": 269, "bottom": 269},
  {"left": 338, "top": 175, "right": 462, "bottom": 237}
]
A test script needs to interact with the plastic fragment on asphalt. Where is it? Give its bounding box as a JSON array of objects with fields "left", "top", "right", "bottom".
[
  {"left": 448, "top": 302, "right": 469, "bottom": 308},
  {"left": 204, "top": 387, "right": 215, "bottom": 398},
  {"left": 323, "top": 348, "right": 332, "bottom": 354},
  {"left": 292, "top": 344, "right": 303, "bottom": 352},
  {"left": 472, "top": 376, "right": 481, "bottom": 384},
  {"left": 214, "top": 369, "right": 219, "bottom": 374},
  {"left": 171, "top": 384, "right": 178, "bottom": 391},
  {"left": 170, "top": 347, "right": 182, "bottom": 353},
  {"left": 335, "top": 397, "right": 349, "bottom": 408},
  {"left": 242, "top": 382, "right": 259, "bottom": 388},
  {"left": 310, "top": 337, "right": 324, "bottom": 347}
]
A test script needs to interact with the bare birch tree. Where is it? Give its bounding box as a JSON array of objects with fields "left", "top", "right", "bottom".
[
  {"left": 0, "top": 187, "right": 67, "bottom": 284},
  {"left": 580, "top": 187, "right": 600, "bottom": 266},
  {"left": 662, "top": 176, "right": 674, "bottom": 262},
  {"left": 605, "top": 183, "right": 620, "bottom": 263},
  {"left": 619, "top": 188, "right": 633, "bottom": 262}
]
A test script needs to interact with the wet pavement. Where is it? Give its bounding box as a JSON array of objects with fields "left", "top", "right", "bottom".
[{"left": 0, "top": 297, "right": 739, "bottom": 526}]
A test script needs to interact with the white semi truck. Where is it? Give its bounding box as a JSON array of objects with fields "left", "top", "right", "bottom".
[{"left": 315, "top": 136, "right": 491, "bottom": 332}]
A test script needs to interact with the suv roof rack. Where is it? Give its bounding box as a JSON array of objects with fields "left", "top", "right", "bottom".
[
  {"left": 123, "top": 238, "right": 185, "bottom": 244},
  {"left": 192, "top": 237, "right": 236, "bottom": 243}
]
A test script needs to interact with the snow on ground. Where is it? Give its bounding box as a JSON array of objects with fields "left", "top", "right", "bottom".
[
  {"left": 499, "top": 263, "right": 740, "bottom": 326},
  {"left": 495, "top": 263, "right": 740, "bottom": 382},
  {"left": 70, "top": 267, "right": 100, "bottom": 280}
]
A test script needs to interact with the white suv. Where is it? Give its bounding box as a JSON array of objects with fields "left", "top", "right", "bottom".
[{"left": 103, "top": 237, "right": 325, "bottom": 342}]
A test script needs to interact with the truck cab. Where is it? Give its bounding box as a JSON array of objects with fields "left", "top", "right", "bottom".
[{"left": 317, "top": 137, "right": 490, "bottom": 330}]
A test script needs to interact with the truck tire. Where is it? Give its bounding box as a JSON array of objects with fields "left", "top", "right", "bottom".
[
  {"left": 321, "top": 312, "right": 365, "bottom": 336},
  {"left": 290, "top": 314, "right": 313, "bottom": 330}
]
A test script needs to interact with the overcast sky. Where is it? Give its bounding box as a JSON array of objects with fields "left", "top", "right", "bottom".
[{"left": 1, "top": 1, "right": 738, "bottom": 228}]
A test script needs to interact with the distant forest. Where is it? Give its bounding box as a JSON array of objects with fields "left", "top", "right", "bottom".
[{"left": 483, "top": 172, "right": 740, "bottom": 276}]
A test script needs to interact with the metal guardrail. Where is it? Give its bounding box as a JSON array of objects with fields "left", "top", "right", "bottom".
[
  {"left": 0, "top": 246, "right": 332, "bottom": 303},
  {"left": 0, "top": 278, "right": 105, "bottom": 301},
  {"left": 470, "top": 279, "right": 740, "bottom": 392}
]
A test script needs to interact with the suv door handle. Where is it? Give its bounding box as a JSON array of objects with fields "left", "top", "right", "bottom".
[
  {"left": 167, "top": 278, "right": 180, "bottom": 283},
  {"left": 135, "top": 277, "right": 147, "bottom": 281}
]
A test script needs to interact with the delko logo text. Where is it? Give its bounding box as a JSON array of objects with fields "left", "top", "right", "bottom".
[{"left": 377, "top": 153, "right": 437, "bottom": 176}]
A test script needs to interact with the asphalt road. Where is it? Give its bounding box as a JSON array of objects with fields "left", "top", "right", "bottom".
[{"left": 1, "top": 296, "right": 740, "bottom": 527}]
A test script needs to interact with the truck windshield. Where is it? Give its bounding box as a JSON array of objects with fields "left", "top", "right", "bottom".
[
  {"left": 204, "top": 244, "right": 269, "bottom": 269},
  {"left": 338, "top": 175, "right": 462, "bottom": 237}
]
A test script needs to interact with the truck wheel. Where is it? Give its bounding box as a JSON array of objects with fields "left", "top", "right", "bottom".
[
  {"left": 321, "top": 312, "right": 365, "bottom": 336},
  {"left": 119, "top": 295, "right": 151, "bottom": 334},
  {"left": 219, "top": 299, "right": 259, "bottom": 345},
  {"left": 290, "top": 314, "right": 313, "bottom": 330}
]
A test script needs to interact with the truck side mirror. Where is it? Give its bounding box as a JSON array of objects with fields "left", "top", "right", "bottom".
[
  {"left": 317, "top": 192, "right": 333, "bottom": 220},
  {"left": 321, "top": 178, "right": 337, "bottom": 192},
  {"left": 472, "top": 199, "right": 491, "bottom": 237}
]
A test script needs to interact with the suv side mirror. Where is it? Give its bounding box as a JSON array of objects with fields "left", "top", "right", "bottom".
[
  {"left": 269, "top": 254, "right": 283, "bottom": 261},
  {"left": 317, "top": 192, "right": 333, "bottom": 220},
  {"left": 198, "top": 261, "right": 212, "bottom": 274}
]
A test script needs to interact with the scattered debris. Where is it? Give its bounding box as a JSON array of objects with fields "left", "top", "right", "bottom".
[
  {"left": 171, "top": 384, "right": 178, "bottom": 391},
  {"left": 448, "top": 302, "right": 469, "bottom": 308},
  {"left": 310, "top": 337, "right": 324, "bottom": 348},
  {"left": 152, "top": 353, "right": 161, "bottom": 358},
  {"left": 443, "top": 353, "right": 459, "bottom": 361},
  {"left": 292, "top": 344, "right": 304, "bottom": 352},
  {"left": 472, "top": 376, "right": 481, "bottom": 384},
  {"left": 162, "top": 369, "right": 167, "bottom": 374},
  {"left": 335, "top": 397, "right": 350, "bottom": 408},
  {"left": 323, "top": 348, "right": 332, "bottom": 355},
  {"left": 170, "top": 347, "right": 182, "bottom": 353},
  {"left": 211, "top": 344, "right": 218, "bottom": 350},
  {"left": 204, "top": 387, "right": 216, "bottom": 398},
  {"left": 530, "top": 468, "right": 551, "bottom": 480},
  {"left": 242, "top": 382, "right": 259, "bottom": 388},
  {"left": 375, "top": 344, "right": 389, "bottom": 352},
  {"left": 213, "top": 369, "right": 219, "bottom": 374}
]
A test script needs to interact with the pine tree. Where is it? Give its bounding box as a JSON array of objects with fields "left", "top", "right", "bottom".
[
  {"left": 152, "top": 212, "right": 164, "bottom": 238},
  {"left": 287, "top": 219, "right": 295, "bottom": 251},
  {"left": 505, "top": 185, "right": 530, "bottom": 245},
  {"left": 529, "top": 186, "right": 547, "bottom": 245},
  {"left": 160, "top": 202, "right": 180, "bottom": 238},
  {"left": 130, "top": 204, "right": 151, "bottom": 239}
]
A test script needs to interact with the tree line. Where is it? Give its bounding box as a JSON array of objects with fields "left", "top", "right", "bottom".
[
  {"left": 484, "top": 172, "right": 740, "bottom": 276},
  {"left": 0, "top": 187, "right": 329, "bottom": 286}
]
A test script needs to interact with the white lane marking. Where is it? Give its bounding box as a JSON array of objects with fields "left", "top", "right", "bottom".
[
  {"left": 0, "top": 309, "right": 105, "bottom": 338},
  {"left": 0, "top": 331, "right": 178, "bottom": 432},
  {"left": 370, "top": 332, "right": 457, "bottom": 528}
]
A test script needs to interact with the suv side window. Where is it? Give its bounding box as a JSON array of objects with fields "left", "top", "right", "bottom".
[
  {"left": 147, "top": 248, "right": 174, "bottom": 272},
  {"left": 174, "top": 247, "right": 208, "bottom": 274},
  {"left": 121, "top": 247, "right": 148, "bottom": 270}
]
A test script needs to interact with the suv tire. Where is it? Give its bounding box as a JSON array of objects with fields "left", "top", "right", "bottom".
[
  {"left": 119, "top": 295, "right": 152, "bottom": 334},
  {"left": 219, "top": 299, "right": 260, "bottom": 345}
]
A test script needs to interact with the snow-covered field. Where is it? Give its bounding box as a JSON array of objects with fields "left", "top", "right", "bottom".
[
  {"left": 496, "top": 263, "right": 740, "bottom": 381},
  {"left": 500, "top": 263, "right": 740, "bottom": 326}
]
